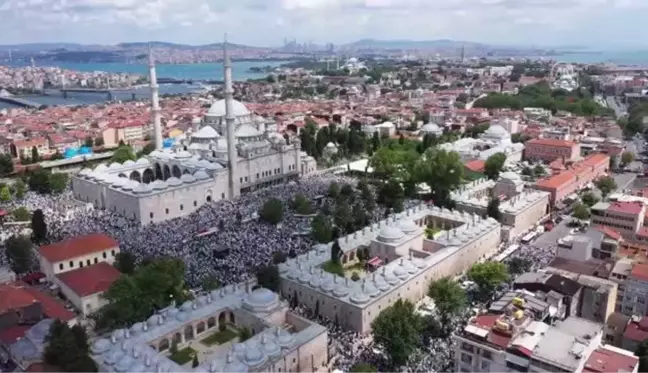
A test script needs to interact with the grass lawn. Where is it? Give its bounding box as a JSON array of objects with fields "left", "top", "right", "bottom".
[
  {"left": 200, "top": 328, "right": 238, "bottom": 346},
  {"left": 169, "top": 347, "right": 196, "bottom": 365},
  {"left": 320, "top": 260, "right": 344, "bottom": 276}
]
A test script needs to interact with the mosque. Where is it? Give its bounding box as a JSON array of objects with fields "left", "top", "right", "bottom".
[
  {"left": 71, "top": 45, "right": 317, "bottom": 225},
  {"left": 438, "top": 124, "right": 524, "bottom": 165},
  {"left": 89, "top": 282, "right": 329, "bottom": 372}
]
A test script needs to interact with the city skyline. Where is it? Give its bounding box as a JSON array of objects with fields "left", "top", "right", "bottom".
[{"left": 0, "top": 0, "right": 647, "bottom": 49}]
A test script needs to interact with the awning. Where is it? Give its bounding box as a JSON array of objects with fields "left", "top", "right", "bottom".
[
  {"left": 0, "top": 209, "right": 7, "bottom": 217},
  {"left": 367, "top": 256, "right": 382, "bottom": 267}
]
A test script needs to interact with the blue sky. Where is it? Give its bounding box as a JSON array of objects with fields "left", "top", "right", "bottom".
[{"left": 0, "top": 0, "right": 645, "bottom": 49}]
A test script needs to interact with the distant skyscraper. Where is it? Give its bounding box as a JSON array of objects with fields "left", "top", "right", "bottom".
[{"left": 460, "top": 45, "right": 465, "bottom": 63}]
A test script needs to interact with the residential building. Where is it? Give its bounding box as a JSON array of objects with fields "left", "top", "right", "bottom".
[
  {"left": 619, "top": 263, "right": 648, "bottom": 317},
  {"left": 10, "top": 139, "right": 50, "bottom": 160},
  {"left": 591, "top": 201, "right": 645, "bottom": 241},
  {"left": 581, "top": 345, "right": 638, "bottom": 373},
  {"left": 55, "top": 262, "right": 121, "bottom": 316},
  {"left": 101, "top": 121, "right": 147, "bottom": 147},
  {"left": 622, "top": 316, "right": 648, "bottom": 352},
  {"left": 524, "top": 138, "right": 580, "bottom": 163},
  {"left": 513, "top": 272, "right": 582, "bottom": 319}
]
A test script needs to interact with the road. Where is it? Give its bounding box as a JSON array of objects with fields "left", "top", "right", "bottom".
[
  {"left": 533, "top": 219, "right": 571, "bottom": 250},
  {"left": 612, "top": 172, "right": 638, "bottom": 192},
  {"left": 605, "top": 95, "right": 628, "bottom": 118}
]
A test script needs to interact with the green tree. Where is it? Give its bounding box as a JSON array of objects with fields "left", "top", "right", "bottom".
[
  {"left": 49, "top": 173, "right": 69, "bottom": 194},
  {"left": 0, "top": 185, "right": 11, "bottom": 201},
  {"left": 428, "top": 277, "right": 467, "bottom": 325},
  {"left": 137, "top": 142, "right": 155, "bottom": 157},
  {"left": 581, "top": 192, "right": 599, "bottom": 207},
  {"left": 521, "top": 167, "right": 533, "bottom": 177},
  {"left": 114, "top": 252, "right": 136, "bottom": 274},
  {"left": 111, "top": 145, "right": 136, "bottom": 163},
  {"left": 351, "top": 272, "right": 360, "bottom": 281},
  {"left": 31, "top": 146, "right": 40, "bottom": 163},
  {"left": 487, "top": 197, "right": 501, "bottom": 221},
  {"left": 28, "top": 169, "right": 51, "bottom": 194},
  {"left": 239, "top": 327, "right": 253, "bottom": 342},
  {"left": 170, "top": 339, "right": 179, "bottom": 355},
  {"left": 4, "top": 235, "right": 33, "bottom": 274},
  {"left": 328, "top": 181, "right": 340, "bottom": 199},
  {"left": 636, "top": 339, "right": 648, "bottom": 373},
  {"left": 12, "top": 207, "right": 31, "bottom": 221},
  {"left": 31, "top": 209, "right": 47, "bottom": 243},
  {"left": 13, "top": 179, "right": 26, "bottom": 199},
  {"left": 0, "top": 153, "right": 14, "bottom": 176},
  {"left": 377, "top": 179, "right": 405, "bottom": 212},
  {"left": 44, "top": 320, "right": 97, "bottom": 372},
  {"left": 202, "top": 275, "right": 220, "bottom": 291},
  {"left": 334, "top": 202, "right": 353, "bottom": 233},
  {"left": 414, "top": 148, "right": 463, "bottom": 207},
  {"left": 484, "top": 152, "right": 507, "bottom": 180},
  {"left": 95, "top": 258, "right": 187, "bottom": 330},
  {"left": 467, "top": 262, "right": 509, "bottom": 296},
  {"left": 192, "top": 354, "right": 199, "bottom": 368},
  {"left": 595, "top": 176, "right": 617, "bottom": 198},
  {"left": 371, "top": 299, "right": 421, "bottom": 368},
  {"left": 292, "top": 194, "right": 313, "bottom": 215},
  {"left": 572, "top": 202, "right": 591, "bottom": 220},
  {"left": 255, "top": 265, "right": 280, "bottom": 292},
  {"left": 369, "top": 146, "right": 418, "bottom": 181},
  {"left": 350, "top": 362, "right": 377, "bottom": 372},
  {"left": 621, "top": 151, "right": 635, "bottom": 167},
  {"left": 311, "top": 213, "right": 333, "bottom": 244},
  {"left": 533, "top": 164, "right": 546, "bottom": 177},
  {"left": 259, "top": 198, "right": 284, "bottom": 225}
]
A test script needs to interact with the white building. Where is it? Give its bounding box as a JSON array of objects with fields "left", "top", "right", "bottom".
[
  {"left": 71, "top": 45, "right": 316, "bottom": 225},
  {"left": 279, "top": 204, "right": 502, "bottom": 334},
  {"left": 90, "top": 284, "right": 328, "bottom": 373},
  {"left": 452, "top": 173, "right": 550, "bottom": 241},
  {"left": 439, "top": 125, "right": 524, "bottom": 165}
]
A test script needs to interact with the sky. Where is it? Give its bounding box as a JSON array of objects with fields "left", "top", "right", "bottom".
[{"left": 0, "top": 0, "right": 646, "bottom": 49}]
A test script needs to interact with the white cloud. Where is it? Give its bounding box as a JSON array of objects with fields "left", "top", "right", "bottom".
[{"left": 0, "top": 0, "right": 644, "bottom": 48}]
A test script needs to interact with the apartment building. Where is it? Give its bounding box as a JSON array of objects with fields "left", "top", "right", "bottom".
[
  {"left": 102, "top": 121, "right": 147, "bottom": 147},
  {"left": 591, "top": 201, "right": 645, "bottom": 239},
  {"left": 525, "top": 138, "right": 580, "bottom": 163},
  {"left": 10, "top": 138, "right": 51, "bottom": 160},
  {"left": 619, "top": 263, "right": 648, "bottom": 317}
]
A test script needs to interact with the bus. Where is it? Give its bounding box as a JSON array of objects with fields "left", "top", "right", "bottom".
[{"left": 521, "top": 231, "right": 537, "bottom": 244}]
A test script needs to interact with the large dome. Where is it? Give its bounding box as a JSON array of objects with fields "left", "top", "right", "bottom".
[
  {"left": 378, "top": 226, "right": 405, "bottom": 242},
  {"left": 483, "top": 125, "right": 510, "bottom": 139},
  {"left": 193, "top": 126, "right": 220, "bottom": 139},
  {"left": 207, "top": 99, "right": 251, "bottom": 118},
  {"left": 242, "top": 288, "right": 279, "bottom": 313}
]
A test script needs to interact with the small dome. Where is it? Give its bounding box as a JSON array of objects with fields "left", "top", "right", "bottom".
[
  {"left": 166, "top": 307, "right": 179, "bottom": 318},
  {"left": 112, "top": 177, "right": 128, "bottom": 188},
  {"left": 130, "top": 322, "right": 143, "bottom": 334},
  {"left": 146, "top": 315, "right": 158, "bottom": 327},
  {"left": 500, "top": 171, "right": 521, "bottom": 181},
  {"left": 333, "top": 283, "right": 349, "bottom": 298},
  {"left": 276, "top": 330, "right": 295, "bottom": 349},
  {"left": 364, "top": 282, "right": 381, "bottom": 297},
  {"left": 261, "top": 337, "right": 281, "bottom": 357},
  {"left": 176, "top": 150, "right": 192, "bottom": 159},
  {"left": 114, "top": 356, "right": 136, "bottom": 372},
  {"left": 374, "top": 278, "right": 391, "bottom": 291},
  {"left": 176, "top": 311, "right": 189, "bottom": 322},
  {"left": 325, "top": 142, "right": 337, "bottom": 149},
  {"left": 133, "top": 183, "right": 152, "bottom": 194},
  {"left": 150, "top": 180, "right": 167, "bottom": 190},
  {"left": 103, "top": 348, "right": 125, "bottom": 366},
  {"left": 421, "top": 123, "right": 441, "bottom": 133},
  {"left": 244, "top": 344, "right": 267, "bottom": 366},
  {"left": 79, "top": 168, "right": 91, "bottom": 176},
  {"left": 194, "top": 170, "right": 210, "bottom": 180},
  {"left": 95, "top": 163, "right": 108, "bottom": 171},
  {"left": 350, "top": 290, "right": 370, "bottom": 304},
  {"left": 91, "top": 338, "right": 111, "bottom": 355},
  {"left": 235, "top": 124, "right": 263, "bottom": 138},
  {"left": 121, "top": 180, "right": 139, "bottom": 191},
  {"left": 180, "top": 174, "right": 196, "bottom": 183},
  {"left": 206, "top": 162, "right": 223, "bottom": 170},
  {"left": 378, "top": 226, "right": 405, "bottom": 242},
  {"left": 393, "top": 265, "right": 410, "bottom": 280},
  {"left": 149, "top": 150, "right": 162, "bottom": 158},
  {"left": 398, "top": 219, "right": 420, "bottom": 234},
  {"left": 136, "top": 158, "right": 150, "bottom": 165},
  {"left": 181, "top": 300, "right": 193, "bottom": 312},
  {"left": 193, "top": 126, "right": 220, "bottom": 139},
  {"left": 123, "top": 160, "right": 135, "bottom": 166},
  {"left": 246, "top": 288, "right": 278, "bottom": 307},
  {"left": 167, "top": 177, "right": 183, "bottom": 187},
  {"left": 109, "top": 162, "right": 123, "bottom": 169}
]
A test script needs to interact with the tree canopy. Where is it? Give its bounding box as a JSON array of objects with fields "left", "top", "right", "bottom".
[
  {"left": 371, "top": 299, "right": 422, "bottom": 368},
  {"left": 259, "top": 198, "right": 284, "bottom": 225},
  {"left": 255, "top": 265, "right": 280, "bottom": 292},
  {"left": 111, "top": 145, "right": 137, "bottom": 163},
  {"left": 31, "top": 208, "right": 48, "bottom": 243},
  {"left": 621, "top": 151, "right": 635, "bottom": 167},
  {"left": 581, "top": 192, "right": 599, "bottom": 207},
  {"left": 572, "top": 202, "right": 591, "bottom": 220},
  {"left": 292, "top": 194, "right": 314, "bottom": 215},
  {"left": 0, "top": 185, "right": 11, "bottom": 201},
  {"left": 44, "top": 320, "right": 97, "bottom": 372},
  {"left": 114, "top": 252, "right": 137, "bottom": 274},
  {"left": 636, "top": 338, "right": 648, "bottom": 373},
  {"left": 311, "top": 213, "right": 333, "bottom": 244},
  {"left": 467, "top": 261, "right": 509, "bottom": 296},
  {"left": 414, "top": 148, "right": 464, "bottom": 207},
  {"left": 4, "top": 235, "right": 33, "bottom": 274},
  {"left": 484, "top": 152, "right": 507, "bottom": 180},
  {"left": 0, "top": 153, "right": 14, "bottom": 176},
  {"left": 428, "top": 277, "right": 467, "bottom": 324},
  {"left": 595, "top": 176, "right": 617, "bottom": 198},
  {"left": 27, "top": 170, "right": 68, "bottom": 194},
  {"left": 349, "top": 363, "right": 378, "bottom": 372},
  {"left": 487, "top": 198, "right": 501, "bottom": 221},
  {"left": 94, "top": 257, "right": 187, "bottom": 330}
]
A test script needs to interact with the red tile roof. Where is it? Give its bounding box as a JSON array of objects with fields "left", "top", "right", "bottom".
[
  {"left": 0, "top": 325, "right": 30, "bottom": 344},
  {"left": 56, "top": 262, "right": 120, "bottom": 297},
  {"left": 631, "top": 263, "right": 648, "bottom": 282},
  {"left": 624, "top": 317, "right": 648, "bottom": 342},
  {"left": 39, "top": 233, "right": 118, "bottom": 263},
  {"left": 22, "top": 286, "right": 75, "bottom": 321},
  {"left": 465, "top": 159, "right": 486, "bottom": 173},
  {"left": 582, "top": 347, "right": 638, "bottom": 373},
  {"left": 0, "top": 283, "right": 39, "bottom": 314},
  {"left": 594, "top": 226, "right": 623, "bottom": 241},
  {"left": 608, "top": 201, "right": 645, "bottom": 215},
  {"left": 527, "top": 138, "right": 577, "bottom": 148}
]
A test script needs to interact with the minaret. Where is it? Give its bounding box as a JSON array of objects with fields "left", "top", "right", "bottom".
[
  {"left": 148, "top": 44, "right": 163, "bottom": 150},
  {"left": 223, "top": 35, "right": 239, "bottom": 199}
]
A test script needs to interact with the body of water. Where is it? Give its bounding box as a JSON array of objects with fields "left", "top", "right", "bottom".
[{"left": 532, "top": 50, "right": 648, "bottom": 65}]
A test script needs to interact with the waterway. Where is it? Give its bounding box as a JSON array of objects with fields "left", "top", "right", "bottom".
[{"left": 0, "top": 60, "right": 286, "bottom": 109}]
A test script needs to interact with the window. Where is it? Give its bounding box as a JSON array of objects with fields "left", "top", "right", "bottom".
[
  {"left": 94, "top": 258, "right": 98, "bottom": 264},
  {"left": 103, "top": 252, "right": 107, "bottom": 259},
  {"left": 59, "top": 263, "right": 64, "bottom": 270},
  {"left": 87, "top": 259, "right": 91, "bottom": 266},
  {"left": 150, "top": 212, "right": 154, "bottom": 219},
  {"left": 221, "top": 193, "right": 225, "bottom": 199},
  {"left": 194, "top": 201, "right": 197, "bottom": 207},
  {"left": 79, "top": 261, "right": 84, "bottom": 268},
  {"left": 165, "top": 208, "right": 169, "bottom": 214},
  {"left": 69, "top": 261, "right": 74, "bottom": 268},
  {"left": 481, "top": 350, "right": 492, "bottom": 360},
  {"left": 480, "top": 360, "right": 490, "bottom": 370},
  {"left": 256, "top": 173, "right": 259, "bottom": 179},
  {"left": 111, "top": 250, "right": 116, "bottom": 256},
  {"left": 293, "top": 358, "right": 296, "bottom": 363},
  {"left": 462, "top": 343, "right": 474, "bottom": 353},
  {"left": 461, "top": 353, "right": 472, "bottom": 365},
  {"left": 180, "top": 205, "right": 184, "bottom": 211}
]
